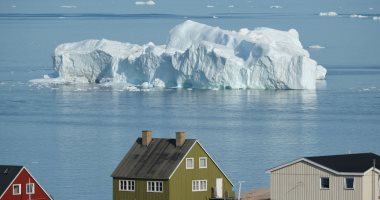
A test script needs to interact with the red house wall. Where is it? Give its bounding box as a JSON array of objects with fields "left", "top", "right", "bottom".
[{"left": 0, "top": 168, "right": 51, "bottom": 200}]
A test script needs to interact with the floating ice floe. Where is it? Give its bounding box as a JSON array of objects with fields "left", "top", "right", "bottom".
[
  {"left": 207, "top": 5, "right": 214, "bottom": 8},
  {"left": 373, "top": 16, "right": 380, "bottom": 20},
  {"left": 228, "top": 5, "right": 234, "bottom": 8},
  {"left": 60, "top": 5, "right": 77, "bottom": 9},
  {"left": 270, "top": 5, "right": 282, "bottom": 9},
  {"left": 31, "top": 20, "right": 327, "bottom": 90},
  {"left": 350, "top": 14, "right": 368, "bottom": 19},
  {"left": 308, "top": 45, "right": 325, "bottom": 49},
  {"left": 319, "top": 12, "right": 338, "bottom": 17},
  {"left": 135, "top": 0, "right": 155, "bottom": 6}
]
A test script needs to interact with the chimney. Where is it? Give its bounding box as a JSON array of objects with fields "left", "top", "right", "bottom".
[
  {"left": 142, "top": 130, "right": 152, "bottom": 146},
  {"left": 176, "top": 131, "right": 186, "bottom": 147}
]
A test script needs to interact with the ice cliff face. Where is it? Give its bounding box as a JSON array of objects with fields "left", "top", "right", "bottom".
[{"left": 33, "top": 20, "right": 326, "bottom": 89}]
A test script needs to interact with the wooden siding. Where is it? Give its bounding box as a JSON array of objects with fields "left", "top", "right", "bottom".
[
  {"left": 0, "top": 168, "right": 52, "bottom": 200},
  {"left": 169, "top": 143, "right": 234, "bottom": 200},
  {"left": 113, "top": 179, "right": 169, "bottom": 200},
  {"left": 270, "top": 161, "right": 362, "bottom": 200},
  {"left": 362, "top": 171, "right": 380, "bottom": 200}
]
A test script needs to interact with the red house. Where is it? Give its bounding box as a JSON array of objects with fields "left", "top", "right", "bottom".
[{"left": 0, "top": 165, "right": 52, "bottom": 200}]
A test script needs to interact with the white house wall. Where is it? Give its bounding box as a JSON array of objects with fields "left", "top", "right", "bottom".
[
  {"left": 270, "top": 161, "right": 362, "bottom": 200},
  {"left": 362, "top": 171, "right": 379, "bottom": 200}
]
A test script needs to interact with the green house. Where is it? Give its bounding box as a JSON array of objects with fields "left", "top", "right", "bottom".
[{"left": 111, "top": 131, "right": 234, "bottom": 200}]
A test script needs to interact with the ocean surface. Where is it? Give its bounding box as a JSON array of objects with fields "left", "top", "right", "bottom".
[{"left": 1, "top": 0, "right": 380, "bottom": 199}]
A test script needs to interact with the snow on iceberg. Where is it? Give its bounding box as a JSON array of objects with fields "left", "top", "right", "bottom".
[{"left": 32, "top": 20, "right": 326, "bottom": 90}]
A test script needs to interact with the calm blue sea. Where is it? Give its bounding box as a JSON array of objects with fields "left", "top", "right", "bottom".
[{"left": 1, "top": 0, "right": 380, "bottom": 199}]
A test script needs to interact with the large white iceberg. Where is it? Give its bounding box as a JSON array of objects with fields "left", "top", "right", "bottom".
[{"left": 32, "top": 20, "right": 326, "bottom": 89}]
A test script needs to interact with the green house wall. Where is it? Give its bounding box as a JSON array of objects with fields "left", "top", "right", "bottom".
[
  {"left": 113, "top": 142, "right": 234, "bottom": 200},
  {"left": 169, "top": 142, "right": 234, "bottom": 200},
  {"left": 113, "top": 179, "right": 169, "bottom": 200}
]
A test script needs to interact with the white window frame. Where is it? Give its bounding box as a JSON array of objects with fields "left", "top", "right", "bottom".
[
  {"left": 192, "top": 180, "right": 207, "bottom": 192},
  {"left": 119, "top": 180, "right": 135, "bottom": 191},
  {"left": 320, "top": 177, "right": 330, "bottom": 190},
  {"left": 13, "top": 184, "right": 21, "bottom": 195},
  {"left": 199, "top": 157, "right": 207, "bottom": 169},
  {"left": 26, "top": 183, "right": 35, "bottom": 194},
  {"left": 147, "top": 181, "right": 163, "bottom": 192},
  {"left": 344, "top": 177, "right": 354, "bottom": 190},
  {"left": 186, "top": 158, "right": 194, "bottom": 169}
]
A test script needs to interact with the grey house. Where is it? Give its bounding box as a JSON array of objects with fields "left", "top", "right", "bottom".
[{"left": 267, "top": 153, "right": 380, "bottom": 200}]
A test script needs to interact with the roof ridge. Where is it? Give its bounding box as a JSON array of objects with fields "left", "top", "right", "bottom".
[{"left": 306, "top": 152, "right": 378, "bottom": 158}]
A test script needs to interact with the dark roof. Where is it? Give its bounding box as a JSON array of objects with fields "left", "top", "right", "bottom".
[
  {"left": 0, "top": 165, "right": 23, "bottom": 196},
  {"left": 306, "top": 153, "right": 380, "bottom": 173},
  {"left": 112, "top": 138, "right": 197, "bottom": 179}
]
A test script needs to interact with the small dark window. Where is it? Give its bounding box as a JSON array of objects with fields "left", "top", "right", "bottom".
[
  {"left": 345, "top": 178, "right": 354, "bottom": 189},
  {"left": 321, "top": 177, "right": 330, "bottom": 189}
]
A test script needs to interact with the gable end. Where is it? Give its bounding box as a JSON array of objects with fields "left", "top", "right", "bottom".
[{"left": 168, "top": 140, "right": 234, "bottom": 186}]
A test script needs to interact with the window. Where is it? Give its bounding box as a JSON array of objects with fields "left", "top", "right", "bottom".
[
  {"left": 186, "top": 158, "right": 194, "bottom": 169},
  {"left": 320, "top": 177, "right": 330, "bottom": 189},
  {"left": 13, "top": 184, "right": 21, "bottom": 195},
  {"left": 26, "top": 183, "right": 35, "bottom": 194},
  {"left": 147, "top": 181, "right": 163, "bottom": 192},
  {"left": 119, "top": 180, "right": 135, "bottom": 191},
  {"left": 199, "top": 157, "right": 207, "bottom": 168},
  {"left": 192, "top": 180, "right": 207, "bottom": 191},
  {"left": 344, "top": 178, "right": 354, "bottom": 189}
]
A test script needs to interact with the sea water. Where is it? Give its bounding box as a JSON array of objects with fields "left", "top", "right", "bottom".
[{"left": 1, "top": 0, "right": 380, "bottom": 199}]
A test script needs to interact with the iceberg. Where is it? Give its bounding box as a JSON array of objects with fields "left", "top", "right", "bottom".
[{"left": 32, "top": 20, "right": 326, "bottom": 90}]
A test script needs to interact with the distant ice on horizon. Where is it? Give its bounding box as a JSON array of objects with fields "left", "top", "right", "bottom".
[
  {"left": 350, "top": 14, "right": 368, "bottom": 19},
  {"left": 319, "top": 12, "right": 338, "bottom": 17}
]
